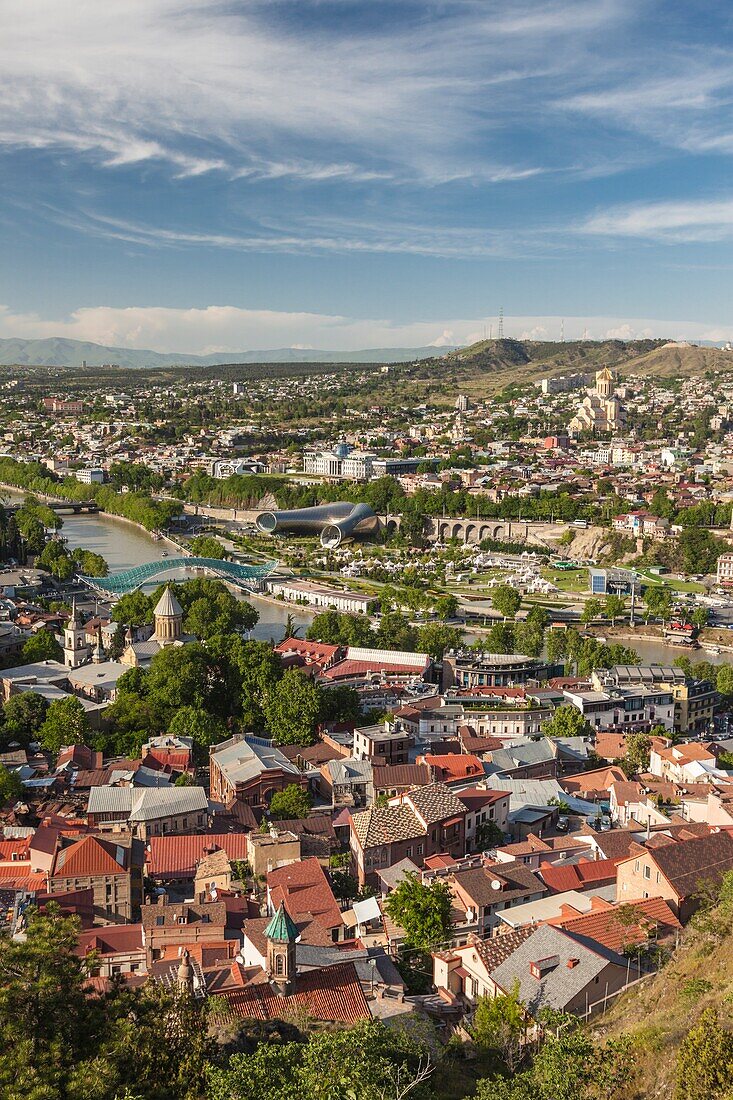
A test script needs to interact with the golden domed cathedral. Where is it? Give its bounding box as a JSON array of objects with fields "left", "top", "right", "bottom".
[{"left": 568, "top": 367, "right": 626, "bottom": 436}]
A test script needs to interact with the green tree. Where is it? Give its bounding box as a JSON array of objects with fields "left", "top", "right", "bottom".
[
  {"left": 188, "top": 534, "right": 228, "bottom": 559},
  {"left": 492, "top": 584, "right": 522, "bottom": 620},
  {"left": 472, "top": 982, "right": 525, "bottom": 1073},
  {"left": 691, "top": 606, "right": 709, "bottom": 629},
  {"left": 71, "top": 548, "right": 109, "bottom": 577},
  {"left": 643, "top": 586, "right": 674, "bottom": 624},
  {"left": 475, "top": 819, "right": 505, "bottom": 850},
  {"left": 433, "top": 594, "right": 459, "bottom": 620},
  {"left": 416, "top": 622, "right": 463, "bottom": 661},
  {"left": 207, "top": 1020, "right": 432, "bottom": 1100},
  {"left": 621, "top": 731, "right": 652, "bottom": 777},
  {"left": 21, "top": 629, "right": 63, "bottom": 664},
  {"left": 485, "top": 621, "right": 516, "bottom": 653},
  {"left": 604, "top": 593, "right": 626, "bottom": 626},
  {"left": 581, "top": 597, "right": 603, "bottom": 624},
  {"left": 318, "top": 684, "right": 363, "bottom": 726},
  {"left": 0, "top": 764, "right": 22, "bottom": 804},
  {"left": 541, "top": 704, "right": 588, "bottom": 740},
  {"left": 384, "top": 873, "right": 452, "bottom": 953},
  {"left": 306, "top": 608, "right": 348, "bottom": 644},
  {"left": 268, "top": 783, "right": 313, "bottom": 820},
  {"left": 676, "top": 1008, "right": 733, "bottom": 1100},
  {"left": 145, "top": 643, "right": 220, "bottom": 715},
  {"left": 1, "top": 691, "right": 48, "bottom": 748},
  {"left": 716, "top": 664, "right": 733, "bottom": 700},
  {"left": 168, "top": 705, "right": 227, "bottom": 761},
  {"left": 374, "top": 611, "right": 417, "bottom": 652},
  {"left": 0, "top": 906, "right": 108, "bottom": 1096},
  {"left": 39, "top": 696, "right": 90, "bottom": 753},
  {"left": 263, "top": 667, "right": 323, "bottom": 745},
  {"left": 110, "top": 590, "right": 154, "bottom": 627}
]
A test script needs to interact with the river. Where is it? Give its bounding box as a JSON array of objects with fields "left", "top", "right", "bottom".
[
  {"left": 49, "top": 510, "right": 314, "bottom": 643},
  {"left": 9, "top": 496, "right": 732, "bottom": 663}
]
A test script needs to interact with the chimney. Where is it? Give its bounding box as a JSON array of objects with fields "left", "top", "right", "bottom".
[{"left": 567, "top": 957, "right": 580, "bottom": 969}]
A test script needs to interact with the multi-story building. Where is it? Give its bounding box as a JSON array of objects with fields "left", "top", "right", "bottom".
[
  {"left": 303, "top": 447, "right": 376, "bottom": 481},
  {"left": 209, "top": 735, "right": 306, "bottom": 810},
  {"left": 352, "top": 723, "right": 413, "bottom": 766},
  {"left": 86, "top": 786, "right": 209, "bottom": 841},
  {"left": 265, "top": 578, "right": 377, "bottom": 615},
  {"left": 350, "top": 783, "right": 469, "bottom": 886},
  {"left": 562, "top": 685, "right": 675, "bottom": 732},
  {"left": 140, "top": 898, "right": 228, "bottom": 966},
  {"left": 616, "top": 831, "right": 733, "bottom": 921},
  {"left": 442, "top": 651, "right": 561, "bottom": 690},
  {"left": 612, "top": 511, "right": 669, "bottom": 539},
  {"left": 596, "top": 666, "right": 717, "bottom": 734},
  {"left": 48, "top": 834, "right": 144, "bottom": 925},
  {"left": 716, "top": 552, "right": 733, "bottom": 586}
]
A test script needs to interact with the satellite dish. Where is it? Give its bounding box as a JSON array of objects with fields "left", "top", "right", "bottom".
[{"left": 491, "top": 879, "right": 502, "bottom": 890}]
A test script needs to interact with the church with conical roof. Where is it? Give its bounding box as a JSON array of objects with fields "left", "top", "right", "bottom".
[{"left": 120, "top": 585, "right": 193, "bottom": 667}]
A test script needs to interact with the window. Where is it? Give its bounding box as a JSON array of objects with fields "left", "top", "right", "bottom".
[
  {"left": 406, "top": 847, "right": 413, "bottom": 858},
  {"left": 417, "top": 844, "right": 424, "bottom": 856},
  {"left": 156, "top": 916, "right": 164, "bottom": 926},
  {"left": 634, "top": 859, "right": 640, "bottom": 872},
  {"left": 275, "top": 955, "right": 284, "bottom": 976},
  {"left": 643, "top": 865, "right": 651, "bottom": 880}
]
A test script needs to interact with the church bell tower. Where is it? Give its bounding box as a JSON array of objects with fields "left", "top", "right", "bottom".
[{"left": 264, "top": 902, "right": 298, "bottom": 994}]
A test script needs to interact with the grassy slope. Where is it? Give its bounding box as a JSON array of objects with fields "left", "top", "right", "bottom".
[
  {"left": 434, "top": 338, "right": 733, "bottom": 398},
  {"left": 590, "top": 921, "right": 733, "bottom": 1100}
]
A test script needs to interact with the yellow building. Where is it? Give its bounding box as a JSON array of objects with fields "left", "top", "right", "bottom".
[{"left": 568, "top": 367, "right": 626, "bottom": 435}]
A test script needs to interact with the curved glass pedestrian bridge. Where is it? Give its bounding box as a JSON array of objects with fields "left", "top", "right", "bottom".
[{"left": 79, "top": 557, "right": 279, "bottom": 596}]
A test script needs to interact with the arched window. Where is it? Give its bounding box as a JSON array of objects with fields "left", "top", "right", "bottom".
[{"left": 275, "top": 954, "right": 284, "bottom": 976}]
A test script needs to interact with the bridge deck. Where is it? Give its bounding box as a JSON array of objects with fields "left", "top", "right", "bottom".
[{"left": 80, "top": 556, "right": 278, "bottom": 595}]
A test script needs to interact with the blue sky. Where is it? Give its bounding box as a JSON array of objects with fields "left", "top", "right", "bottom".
[{"left": 3, "top": 0, "right": 733, "bottom": 352}]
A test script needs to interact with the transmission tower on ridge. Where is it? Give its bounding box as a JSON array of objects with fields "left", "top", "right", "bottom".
[{"left": 498, "top": 307, "right": 504, "bottom": 339}]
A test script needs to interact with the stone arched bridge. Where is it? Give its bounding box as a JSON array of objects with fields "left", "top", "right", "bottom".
[{"left": 385, "top": 516, "right": 562, "bottom": 546}]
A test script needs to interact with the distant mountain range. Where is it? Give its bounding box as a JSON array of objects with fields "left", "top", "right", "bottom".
[{"left": 0, "top": 337, "right": 455, "bottom": 369}]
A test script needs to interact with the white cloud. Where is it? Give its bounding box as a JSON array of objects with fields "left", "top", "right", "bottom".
[
  {"left": 1, "top": 304, "right": 732, "bottom": 354},
  {"left": 581, "top": 198, "right": 733, "bottom": 241},
  {"left": 428, "top": 330, "right": 456, "bottom": 347},
  {"left": 0, "top": 0, "right": 559, "bottom": 186}
]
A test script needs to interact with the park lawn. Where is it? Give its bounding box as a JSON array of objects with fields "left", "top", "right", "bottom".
[
  {"left": 541, "top": 566, "right": 588, "bottom": 593},
  {"left": 634, "top": 568, "right": 705, "bottom": 594}
]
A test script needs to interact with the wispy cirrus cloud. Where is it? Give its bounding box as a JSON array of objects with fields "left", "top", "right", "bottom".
[
  {"left": 48, "top": 208, "right": 563, "bottom": 260},
  {"left": 0, "top": 0, "right": 564, "bottom": 186},
  {"left": 581, "top": 198, "right": 733, "bottom": 241}
]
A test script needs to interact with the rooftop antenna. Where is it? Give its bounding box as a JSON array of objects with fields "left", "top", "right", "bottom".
[{"left": 498, "top": 307, "right": 504, "bottom": 339}]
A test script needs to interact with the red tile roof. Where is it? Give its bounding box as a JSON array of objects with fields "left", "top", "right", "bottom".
[
  {"left": 274, "top": 638, "right": 341, "bottom": 667},
  {"left": 221, "top": 961, "right": 370, "bottom": 1023},
  {"left": 0, "top": 865, "right": 46, "bottom": 890},
  {"left": 560, "top": 766, "right": 627, "bottom": 796},
  {"left": 76, "top": 924, "right": 144, "bottom": 957},
  {"left": 0, "top": 838, "right": 31, "bottom": 861},
  {"left": 268, "top": 857, "right": 343, "bottom": 932},
  {"left": 424, "top": 754, "right": 485, "bottom": 782},
  {"left": 550, "top": 897, "right": 681, "bottom": 952},
  {"left": 141, "top": 749, "right": 191, "bottom": 772},
  {"left": 53, "top": 836, "right": 128, "bottom": 877},
  {"left": 324, "top": 659, "right": 428, "bottom": 680},
  {"left": 458, "top": 786, "right": 510, "bottom": 812},
  {"left": 146, "top": 833, "right": 249, "bottom": 878},
  {"left": 539, "top": 857, "right": 620, "bottom": 893}
]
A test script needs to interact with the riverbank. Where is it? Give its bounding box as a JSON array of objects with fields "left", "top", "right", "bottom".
[{"left": 0, "top": 483, "right": 181, "bottom": 559}]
